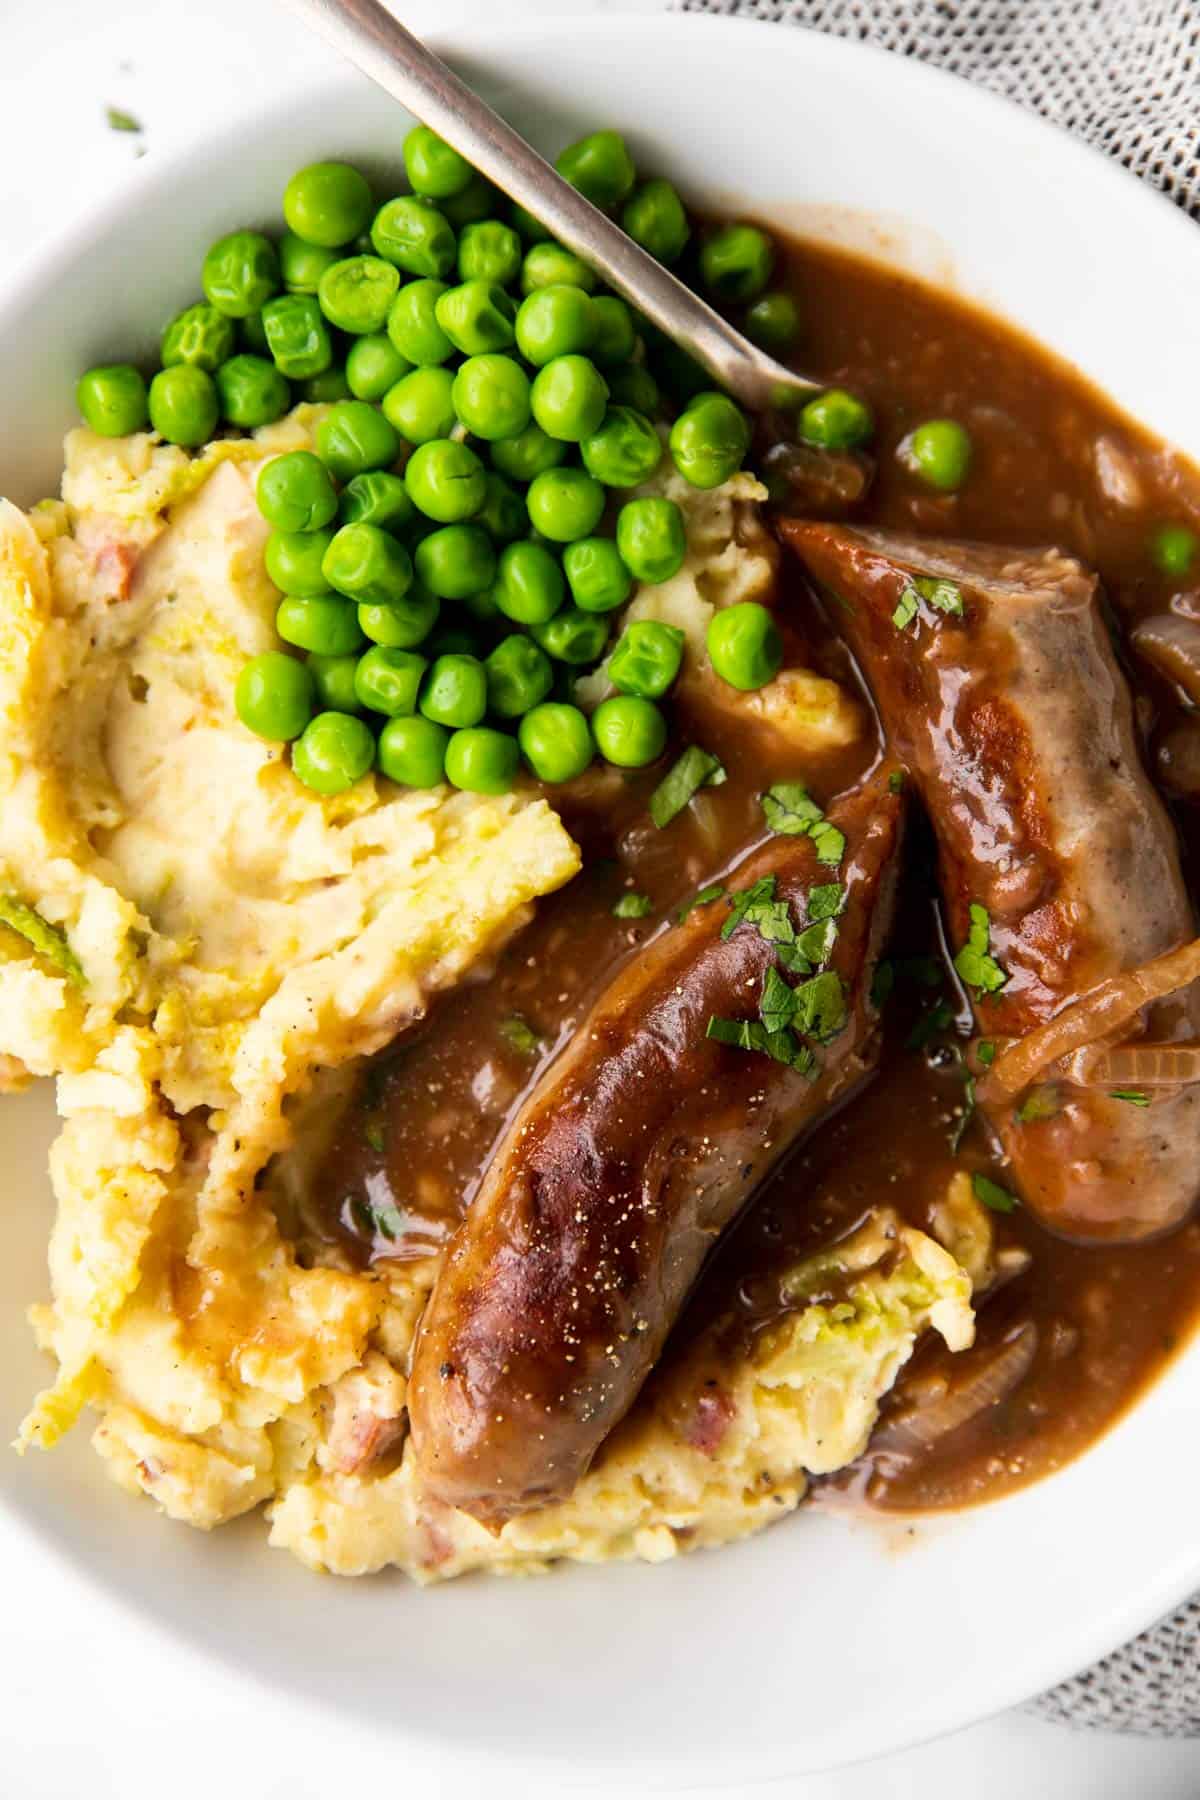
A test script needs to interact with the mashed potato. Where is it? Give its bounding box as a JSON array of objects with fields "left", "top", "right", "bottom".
[{"left": 1, "top": 411, "right": 978, "bottom": 1579}]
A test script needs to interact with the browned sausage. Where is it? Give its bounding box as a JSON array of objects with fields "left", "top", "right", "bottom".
[
  {"left": 782, "top": 520, "right": 1200, "bottom": 1243},
  {"left": 408, "top": 770, "right": 904, "bottom": 1522}
]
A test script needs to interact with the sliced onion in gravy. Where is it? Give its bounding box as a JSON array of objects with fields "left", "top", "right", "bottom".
[
  {"left": 870, "top": 1321, "right": 1038, "bottom": 1457},
  {"left": 1131, "top": 614, "right": 1200, "bottom": 707}
]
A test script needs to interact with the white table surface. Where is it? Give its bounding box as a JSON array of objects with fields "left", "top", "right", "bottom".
[{"left": 3, "top": 1, "right": 1199, "bottom": 1795}]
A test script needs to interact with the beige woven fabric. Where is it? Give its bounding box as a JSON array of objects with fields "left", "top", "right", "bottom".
[{"left": 675, "top": 0, "right": 1200, "bottom": 1736}]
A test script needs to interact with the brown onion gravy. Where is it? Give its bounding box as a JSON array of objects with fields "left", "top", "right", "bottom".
[{"left": 310, "top": 237, "right": 1200, "bottom": 1514}]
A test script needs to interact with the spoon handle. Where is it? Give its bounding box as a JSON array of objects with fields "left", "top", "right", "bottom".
[{"left": 283, "top": 0, "right": 818, "bottom": 409}]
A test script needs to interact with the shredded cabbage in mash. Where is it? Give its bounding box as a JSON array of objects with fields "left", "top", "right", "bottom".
[{"left": 0, "top": 411, "right": 977, "bottom": 1579}]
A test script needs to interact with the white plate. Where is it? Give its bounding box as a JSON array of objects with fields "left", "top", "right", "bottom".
[{"left": 2, "top": 14, "right": 1199, "bottom": 1784}]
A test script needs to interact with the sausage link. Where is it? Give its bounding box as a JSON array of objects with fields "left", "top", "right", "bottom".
[
  {"left": 783, "top": 520, "right": 1200, "bottom": 1243},
  {"left": 408, "top": 770, "right": 904, "bottom": 1522}
]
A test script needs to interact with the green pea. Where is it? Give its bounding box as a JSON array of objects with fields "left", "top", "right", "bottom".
[
  {"left": 279, "top": 231, "right": 339, "bottom": 295},
  {"left": 314, "top": 399, "right": 401, "bottom": 480},
  {"left": 589, "top": 297, "right": 637, "bottom": 368},
  {"left": 899, "top": 418, "right": 972, "bottom": 492},
  {"left": 514, "top": 285, "right": 596, "bottom": 368},
  {"left": 621, "top": 178, "right": 689, "bottom": 264},
  {"left": 591, "top": 694, "right": 667, "bottom": 768},
  {"left": 262, "top": 293, "right": 333, "bottom": 380},
  {"left": 475, "top": 472, "right": 527, "bottom": 545},
  {"left": 800, "top": 388, "right": 874, "bottom": 452},
  {"left": 451, "top": 354, "right": 531, "bottom": 442},
  {"left": 307, "top": 651, "right": 363, "bottom": 713},
  {"left": 1151, "top": 523, "right": 1198, "bottom": 577},
  {"left": 292, "top": 709, "right": 375, "bottom": 793},
  {"left": 744, "top": 291, "right": 799, "bottom": 355},
  {"left": 529, "top": 606, "right": 610, "bottom": 665},
  {"left": 403, "top": 125, "right": 473, "bottom": 200},
  {"left": 527, "top": 468, "right": 606, "bottom": 543},
  {"left": 160, "top": 304, "right": 235, "bottom": 372},
  {"left": 266, "top": 526, "right": 335, "bottom": 596},
  {"left": 699, "top": 223, "right": 774, "bottom": 303},
  {"left": 359, "top": 585, "right": 440, "bottom": 648},
  {"left": 434, "top": 280, "right": 516, "bottom": 355},
  {"left": 608, "top": 619, "right": 684, "bottom": 699},
  {"left": 520, "top": 242, "right": 598, "bottom": 296},
  {"left": 405, "top": 438, "right": 487, "bottom": 523},
  {"left": 414, "top": 523, "right": 496, "bottom": 599},
  {"left": 284, "top": 162, "right": 373, "bottom": 249},
  {"left": 531, "top": 355, "right": 609, "bottom": 442},
  {"left": 302, "top": 367, "right": 351, "bottom": 403},
  {"left": 378, "top": 714, "right": 449, "bottom": 787},
  {"left": 371, "top": 196, "right": 457, "bottom": 279},
  {"left": 240, "top": 308, "right": 270, "bottom": 354},
  {"left": 76, "top": 363, "right": 148, "bottom": 437},
  {"left": 556, "top": 129, "right": 636, "bottom": 212},
  {"left": 345, "top": 333, "right": 411, "bottom": 401},
  {"left": 353, "top": 645, "right": 427, "bottom": 717},
  {"left": 607, "top": 363, "right": 660, "bottom": 415},
  {"left": 146, "top": 365, "right": 217, "bottom": 447},
  {"left": 457, "top": 220, "right": 523, "bottom": 286},
  {"left": 317, "top": 256, "right": 401, "bottom": 335},
  {"left": 581, "top": 405, "right": 662, "bottom": 487},
  {"left": 485, "top": 634, "right": 554, "bottom": 718},
  {"left": 419, "top": 653, "right": 488, "bottom": 728},
  {"left": 339, "top": 470, "right": 416, "bottom": 535},
  {"left": 215, "top": 354, "right": 291, "bottom": 428},
  {"left": 616, "top": 496, "right": 686, "bottom": 584},
  {"left": 490, "top": 423, "right": 567, "bottom": 483},
  {"left": 491, "top": 540, "right": 565, "bottom": 625},
  {"left": 669, "top": 392, "right": 750, "bottom": 489},
  {"left": 706, "top": 600, "right": 783, "bottom": 691},
  {"left": 441, "top": 173, "right": 502, "bottom": 229},
  {"left": 257, "top": 449, "right": 339, "bottom": 533},
  {"left": 235, "top": 650, "right": 315, "bottom": 741},
  {"left": 511, "top": 201, "right": 553, "bottom": 244},
  {"left": 443, "top": 726, "right": 519, "bottom": 795},
  {"left": 202, "top": 230, "right": 280, "bottom": 318},
  {"left": 382, "top": 365, "right": 456, "bottom": 444},
  {"left": 386, "top": 279, "right": 453, "bottom": 365},
  {"left": 562, "top": 537, "right": 632, "bottom": 613},
  {"left": 518, "top": 702, "right": 593, "bottom": 782},
  {"left": 277, "top": 595, "right": 365, "bottom": 657},
  {"left": 323, "top": 521, "right": 413, "bottom": 605}
]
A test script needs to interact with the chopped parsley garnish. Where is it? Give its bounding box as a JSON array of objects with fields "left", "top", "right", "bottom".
[
  {"left": 807, "top": 882, "right": 845, "bottom": 921},
  {"left": 976, "top": 1038, "right": 996, "bottom": 1067},
  {"left": 499, "top": 1014, "right": 540, "bottom": 1055},
  {"left": 905, "top": 998, "right": 954, "bottom": 1050},
  {"left": 953, "top": 902, "right": 1007, "bottom": 997},
  {"left": 893, "top": 575, "right": 965, "bottom": 632},
  {"left": 0, "top": 895, "right": 85, "bottom": 987},
  {"left": 759, "top": 965, "right": 798, "bottom": 1035},
  {"left": 870, "top": 959, "right": 895, "bottom": 1010},
  {"left": 677, "top": 881, "right": 725, "bottom": 922},
  {"left": 1017, "top": 1083, "right": 1059, "bottom": 1123},
  {"left": 363, "top": 1118, "right": 386, "bottom": 1154},
  {"left": 649, "top": 746, "right": 726, "bottom": 828},
  {"left": 721, "top": 874, "right": 782, "bottom": 941},
  {"left": 776, "top": 941, "right": 813, "bottom": 975},
  {"left": 706, "top": 1015, "right": 818, "bottom": 1077},
  {"left": 809, "top": 821, "right": 846, "bottom": 867},
  {"left": 759, "top": 783, "right": 845, "bottom": 870},
  {"left": 888, "top": 770, "right": 906, "bottom": 794},
  {"left": 796, "top": 915, "right": 838, "bottom": 966},
  {"left": 106, "top": 105, "right": 143, "bottom": 133},
  {"left": 349, "top": 1196, "right": 405, "bottom": 1241},
  {"left": 1110, "top": 1088, "right": 1151, "bottom": 1107},
  {"left": 948, "top": 1071, "right": 977, "bottom": 1154},
  {"left": 613, "top": 891, "right": 653, "bottom": 919},
  {"left": 792, "top": 970, "right": 847, "bottom": 1040},
  {"left": 972, "top": 1172, "right": 1020, "bottom": 1214}
]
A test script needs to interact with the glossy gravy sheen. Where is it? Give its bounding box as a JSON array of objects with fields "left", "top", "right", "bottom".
[{"left": 311, "top": 238, "right": 1200, "bottom": 1514}]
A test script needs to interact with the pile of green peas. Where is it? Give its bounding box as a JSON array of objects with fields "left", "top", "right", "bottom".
[{"left": 73, "top": 126, "right": 829, "bottom": 796}]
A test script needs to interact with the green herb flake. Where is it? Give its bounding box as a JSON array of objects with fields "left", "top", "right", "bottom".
[
  {"left": 796, "top": 915, "right": 838, "bottom": 966},
  {"left": 810, "top": 821, "right": 846, "bottom": 868},
  {"left": 976, "top": 1038, "right": 996, "bottom": 1067},
  {"left": 760, "top": 782, "right": 824, "bottom": 836},
  {"left": 363, "top": 1118, "right": 386, "bottom": 1155},
  {"left": 721, "top": 875, "right": 795, "bottom": 946},
  {"left": 0, "top": 895, "right": 85, "bottom": 987},
  {"left": 906, "top": 998, "right": 954, "bottom": 1051},
  {"left": 776, "top": 942, "right": 814, "bottom": 976},
  {"left": 892, "top": 584, "right": 920, "bottom": 632},
  {"left": 677, "top": 881, "right": 725, "bottom": 922},
  {"left": 1017, "top": 1083, "right": 1060, "bottom": 1124},
  {"left": 613, "top": 891, "right": 653, "bottom": 919},
  {"left": 972, "top": 1172, "right": 1020, "bottom": 1215},
  {"left": 649, "top": 746, "right": 726, "bottom": 829},
  {"left": 888, "top": 770, "right": 906, "bottom": 794},
  {"left": 953, "top": 901, "right": 1007, "bottom": 997},
  {"left": 948, "top": 1071, "right": 977, "bottom": 1155},
  {"left": 807, "top": 883, "right": 845, "bottom": 922},
  {"left": 759, "top": 965, "right": 797, "bottom": 1035},
  {"left": 106, "top": 105, "right": 143, "bottom": 133},
  {"left": 915, "top": 576, "right": 964, "bottom": 617},
  {"left": 706, "top": 1014, "right": 818, "bottom": 1078},
  {"left": 499, "top": 1014, "right": 540, "bottom": 1056},
  {"left": 1110, "top": 1088, "right": 1151, "bottom": 1107},
  {"left": 791, "top": 970, "right": 847, "bottom": 1042}
]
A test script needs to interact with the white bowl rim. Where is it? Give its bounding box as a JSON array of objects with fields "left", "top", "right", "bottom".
[{"left": 3, "top": 10, "right": 1200, "bottom": 1782}]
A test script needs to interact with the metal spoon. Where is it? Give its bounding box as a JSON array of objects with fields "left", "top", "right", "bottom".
[{"left": 282, "top": 0, "right": 821, "bottom": 411}]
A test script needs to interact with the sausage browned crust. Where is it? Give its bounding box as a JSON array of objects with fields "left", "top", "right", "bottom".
[
  {"left": 782, "top": 521, "right": 1200, "bottom": 1243},
  {"left": 408, "top": 770, "right": 904, "bottom": 1522}
]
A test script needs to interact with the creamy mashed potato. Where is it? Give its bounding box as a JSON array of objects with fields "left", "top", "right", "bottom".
[{"left": 1, "top": 411, "right": 978, "bottom": 1579}]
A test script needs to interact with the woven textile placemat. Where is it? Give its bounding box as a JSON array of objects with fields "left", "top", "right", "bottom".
[{"left": 676, "top": 0, "right": 1200, "bottom": 1736}]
